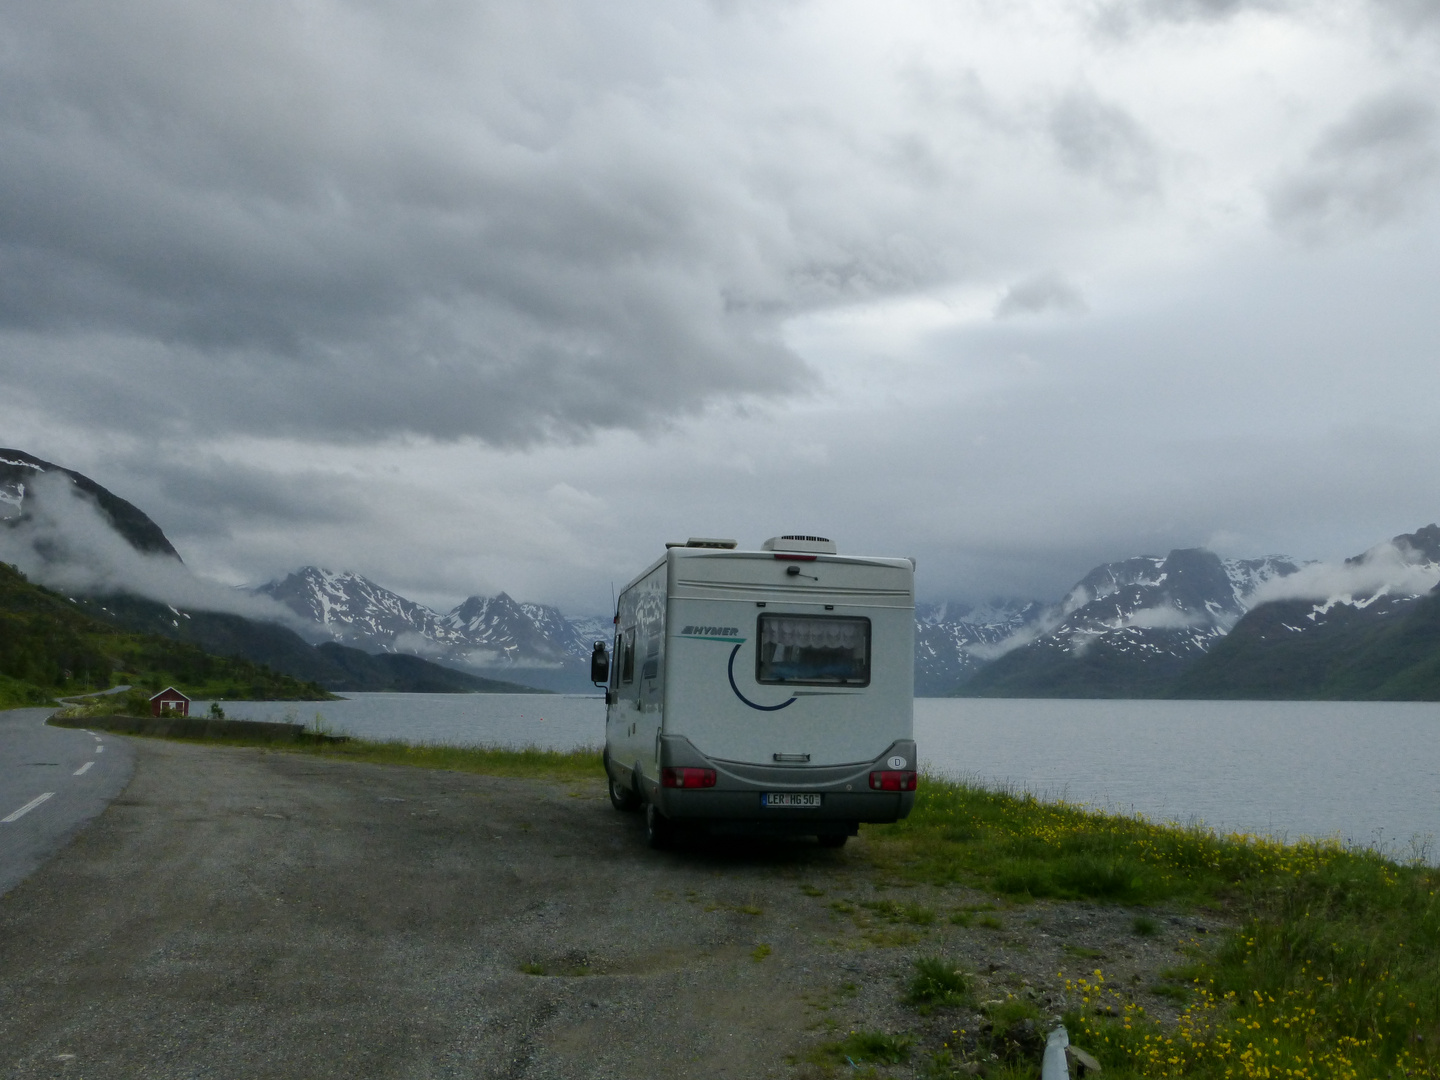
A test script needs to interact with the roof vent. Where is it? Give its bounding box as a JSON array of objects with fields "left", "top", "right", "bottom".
[
  {"left": 763, "top": 534, "right": 837, "bottom": 554},
  {"left": 666, "top": 537, "right": 738, "bottom": 549}
]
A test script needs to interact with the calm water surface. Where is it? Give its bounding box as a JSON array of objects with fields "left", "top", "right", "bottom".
[
  {"left": 916, "top": 698, "right": 1440, "bottom": 856},
  {"left": 199, "top": 694, "right": 1440, "bottom": 857}
]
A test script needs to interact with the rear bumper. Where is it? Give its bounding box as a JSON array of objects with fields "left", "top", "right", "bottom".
[{"left": 613, "top": 735, "right": 917, "bottom": 834}]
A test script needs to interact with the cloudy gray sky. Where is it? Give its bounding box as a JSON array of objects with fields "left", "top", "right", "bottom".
[{"left": 4, "top": 0, "right": 1440, "bottom": 615}]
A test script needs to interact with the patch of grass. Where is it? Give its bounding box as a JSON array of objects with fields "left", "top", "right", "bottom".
[
  {"left": 809, "top": 1030, "right": 914, "bottom": 1068},
  {"left": 948, "top": 910, "right": 972, "bottom": 927},
  {"left": 905, "top": 956, "right": 973, "bottom": 1014},
  {"left": 1147, "top": 980, "right": 1191, "bottom": 1003},
  {"left": 983, "top": 996, "right": 1043, "bottom": 1039},
  {"left": 1131, "top": 914, "right": 1159, "bottom": 937},
  {"left": 519, "top": 962, "right": 546, "bottom": 975},
  {"left": 859, "top": 898, "right": 935, "bottom": 925},
  {"left": 918, "top": 1049, "right": 980, "bottom": 1080},
  {"left": 751, "top": 943, "right": 772, "bottom": 962},
  {"left": 868, "top": 776, "right": 1440, "bottom": 1077},
  {"left": 985, "top": 1061, "right": 1041, "bottom": 1080},
  {"left": 976, "top": 914, "right": 1004, "bottom": 930},
  {"left": 1063, "top": 944, "right": 1106, "bottom": 960},
  {"left": 862, "top": 926, "right": 922, "bottom": 948},
  {"left": 799, "top": 883, "right": 825, "bottom": 897}
]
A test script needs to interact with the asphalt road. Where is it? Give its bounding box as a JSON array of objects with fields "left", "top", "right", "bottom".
[{"left": 0, "top": 709, "right": 136, "bottom": 897}]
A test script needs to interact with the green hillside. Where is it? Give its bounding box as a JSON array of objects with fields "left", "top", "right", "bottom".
[
  {"left": 1173, "top": 589, "right": 1440, "bottom": 700},
  {"left": 958, "top": 634, "right": 1196, "bottom": 698},
  {"left": 0, "top": 562, "right": 332, "bottom": 709}
]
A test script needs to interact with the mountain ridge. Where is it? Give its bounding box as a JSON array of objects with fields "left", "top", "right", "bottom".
[
  {"left": 5, "top": 447, "right": 1439, "bottom": 699},
  {"left": 953, "top": 527, "right": 1440, "bottom": 699},
  {"left": 1, "top": 448, "right": 181, "bottom": 559},
  {"left": 255, "top": 565, "right": 609, "bottom": 689}
]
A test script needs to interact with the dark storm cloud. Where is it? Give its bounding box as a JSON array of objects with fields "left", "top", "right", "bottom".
[
  {"left": 0, "top": 1, "right": 854, "bottom": 444},
  {"left": 1133, "top": 0, "right": 1284, "bottom": 19},
  {"left": 1092, "top": 0, "right": 1286, "bottom": 36},
  {"left": 1269, "top": 91, "right": 1440, "bottom": 239},
  {"left": 1047, "top": 91, "right": 1158, "bottom": 194},
  {"left": 994, "top": 272, "right": 1087, "bottom": 318},
  {"left": 1374, "top": 0, "right": 1440, "bottom": 31},
  {"left": 135, "top": 456, "right": 369, "bottom": 540}
]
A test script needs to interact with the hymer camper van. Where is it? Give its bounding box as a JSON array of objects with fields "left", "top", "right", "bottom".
[{"left": 593, "top": 535, "right": 916, "bottom": 848}]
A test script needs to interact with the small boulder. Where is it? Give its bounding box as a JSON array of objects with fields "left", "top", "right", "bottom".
[{"left": 1067, "top": 1045, "right": 1102, "bottom": 1076}]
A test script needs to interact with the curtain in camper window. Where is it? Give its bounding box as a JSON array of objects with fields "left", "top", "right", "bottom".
[{"left": 756, "top": 614, "right": 870, "bottom": 686}]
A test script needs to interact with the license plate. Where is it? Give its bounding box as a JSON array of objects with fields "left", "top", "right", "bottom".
[{"left": 763, "top": 792, "right": 821, "bottom": 808}]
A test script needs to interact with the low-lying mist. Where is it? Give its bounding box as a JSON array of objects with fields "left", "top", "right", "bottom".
[{"left": 0, "top": 472, "right": 320, "bottom": 635}]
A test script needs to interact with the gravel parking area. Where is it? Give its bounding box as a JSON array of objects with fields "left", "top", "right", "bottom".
[{"left": 0, "top": 738, "right": 1222, "bottom": 1079}]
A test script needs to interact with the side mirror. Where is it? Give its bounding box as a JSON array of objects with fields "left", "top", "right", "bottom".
[{"left": 590, "top": 641, "right": 610, "bottom": 686}]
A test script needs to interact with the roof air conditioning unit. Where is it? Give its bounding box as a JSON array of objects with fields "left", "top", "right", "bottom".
[{"left": 762, "top": 534, "right": 837, "bottom": 554}]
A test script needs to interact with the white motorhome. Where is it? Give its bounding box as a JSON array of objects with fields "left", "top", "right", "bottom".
[{"left": 595, "top": 534, "right": 916, "bottom": 848}]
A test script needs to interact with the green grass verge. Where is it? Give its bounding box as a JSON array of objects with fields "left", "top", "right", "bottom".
[
  {"left": 863, "top": 775, "right": 1440, "bottom": 1078},
  {"left": 85, "top": 719, "right": 606, "bottom": 782}
]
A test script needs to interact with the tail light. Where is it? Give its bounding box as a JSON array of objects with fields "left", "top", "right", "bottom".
[
  {"left": 661, "top": 767, "right": 716, "bottom": 789},
  {"left": 868, "top": 770, "right": 917, "bottom": 792}
]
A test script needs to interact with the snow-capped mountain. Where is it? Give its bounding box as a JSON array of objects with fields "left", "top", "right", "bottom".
[
  {"left": 914, "top": 599, "right": 1045, "bottom": 694},
  {"left": 1175, "top": 526, "right": 1440, "bottom": 699},
  {"left": 958, "top": 547, "right": 1301, "bottom": 696},
  {"left": 255, "top": 566, "right": 609, "bottom": 681},
  {"left": 257, "top": 567, "right": 449, "bottom": 645},
  {"left": 439, "top": 592, "right": 599, "bottom": 667},
  {"left": 1036, "top": 548, "right": 1300, "bottom": 655}
]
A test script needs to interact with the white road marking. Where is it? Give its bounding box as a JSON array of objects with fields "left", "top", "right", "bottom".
[
  {"left": 2, "top": 793, "right": 56, "bottom": 823},
  {"left": 74, "top": 761, "right": 95, "bottom": 776},
  {"left": 95, "top": 744, "right": 104, "bottom": 754}
]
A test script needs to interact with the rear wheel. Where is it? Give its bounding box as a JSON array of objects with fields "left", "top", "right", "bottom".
[{"left": 608, "top": 774, "right": 641, "bottom": 813}]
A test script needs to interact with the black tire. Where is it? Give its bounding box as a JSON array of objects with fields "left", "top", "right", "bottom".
[
  {"left": 609, "top": 774, "right": 641, "bottom": 813},
  {"left": 645, "top": 804, "right": 675, "bottom": 850},
  {"left": 817, "top": 833, "right": 848, "bottom": 849}
]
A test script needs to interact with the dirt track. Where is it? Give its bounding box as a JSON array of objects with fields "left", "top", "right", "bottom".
[{"left": 0, "top": 738, "right": 1218, "bottom": 1079}]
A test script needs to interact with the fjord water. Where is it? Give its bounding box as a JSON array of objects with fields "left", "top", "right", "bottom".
[
  {"left": 201, "top": 694, "right": 1440, "bottom": 858},
  {"left": 915, "top": 698, "right": 1440, "bottom": 857}
]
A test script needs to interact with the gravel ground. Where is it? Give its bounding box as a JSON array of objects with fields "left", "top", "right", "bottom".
[{"left": 0, "top": 738, "right": 1226, "bottom": 1079}]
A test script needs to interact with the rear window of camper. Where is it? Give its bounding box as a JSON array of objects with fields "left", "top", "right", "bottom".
[{"left": 755, "top": 614, "right": 871, "bottom": 686}]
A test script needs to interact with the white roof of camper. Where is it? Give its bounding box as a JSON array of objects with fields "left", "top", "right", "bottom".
[{"left": 616, "top": 537, "right": 913, "bottom": 597}]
